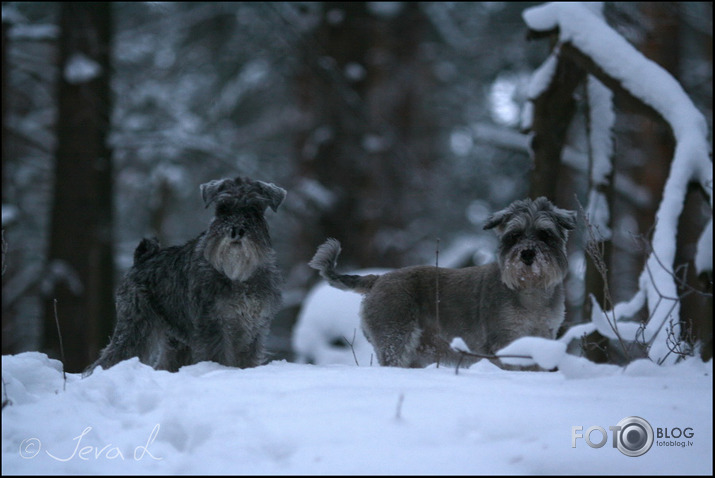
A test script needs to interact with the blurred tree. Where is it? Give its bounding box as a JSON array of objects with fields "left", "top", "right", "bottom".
[
  {"left": 42, "top": 2, "right": 114, "bottom": 372},
  {"left": 285, "top": 2, "right": 440, "bottom": 271},
  {"left": 2, "top": 2, "right": 60, "bottom": 356}
]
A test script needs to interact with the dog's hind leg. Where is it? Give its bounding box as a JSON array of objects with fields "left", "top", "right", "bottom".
[
  {"left": 360, "top": 307, "right": 423, "bottom": 367},
  {"left": 84, "top": 292, "right": 160, "bottom": 376},
  {"left": 151, "top": 336, "right": 192, "bottom": 372},
  {"left": 364, "top": 325, "right": 422, "bottom": 367}
]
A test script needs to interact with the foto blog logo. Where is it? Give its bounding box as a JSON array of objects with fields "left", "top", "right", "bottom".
[{"left": 572, "top": 416, "right": 654, "bottom": 457}]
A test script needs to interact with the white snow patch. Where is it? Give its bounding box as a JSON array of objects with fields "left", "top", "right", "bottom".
[
  {"left": 64, "top": 53, "right": 102, "bottom": 85},
  {"left": 694, "top": 218, "right": 712, "bottom": 275},
  {"left": 497, "top": 336, "right": 567, "bottom": 370},
  {"left": 449, "top": 337, "right": 471, "bottom": 353},
  {"left": 344, "top": 62, "right": 366, "bottom": 82},
  {"left": 292, "top": 271, "right": 386, "bottom": 366}
]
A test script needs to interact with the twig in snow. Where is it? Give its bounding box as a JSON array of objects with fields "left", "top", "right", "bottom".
[
  {"left": 435, "top": 237, "right": 441, "bottom": 330},
  {"left": 53, "top": 299, "right": 67, "bottom": 391},
  {"left": 395, "top": 393, "right": 404, "bottom": 421},
  {"left": 342, "top": 328, "right": 360, "bottom": 366},
  {"left": 1, "top": 376, "right": 11, "bottom": 410}
]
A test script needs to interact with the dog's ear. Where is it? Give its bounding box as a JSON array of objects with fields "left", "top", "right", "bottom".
[
  {"left": 534, "top": 196, "right": 577, "bottom": 231},
  {"left": 553, "top": 207, "right": 577, "bottom": 231},
  {"left": 232, "top": 177, "right": 286, "bottom": 212},
  {"left": 200, "top": 178, "right": 234, "bottom": 209},
  {"left": 252, "top": 180, "right": 287, "bottom": 213},
  {"left": 483, "top": 208, "right": 511, "bottom": 232}
]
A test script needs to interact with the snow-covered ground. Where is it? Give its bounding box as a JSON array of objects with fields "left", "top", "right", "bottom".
[
  {"left": 2, "top": 349, "right": 712, "bottom": 475},
  {"left": 3, "top": 269, "right": 714, "bottom": 475}
]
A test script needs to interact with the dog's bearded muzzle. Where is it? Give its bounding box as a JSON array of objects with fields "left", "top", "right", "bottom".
[
  {"left": 203, "top": 233, "right": 269, "bottom": 281},
  {"left": 500, "top": 243, "right": 567, "bottom": 290}
]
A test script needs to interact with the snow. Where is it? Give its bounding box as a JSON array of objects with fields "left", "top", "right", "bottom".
[
  {"left": 497, "top": 337, "right": 567, "bottom": 370},
  {"left": 6, "top": 23, "right": 59, "bottom": 41},
  {"left": 449, "top": 337, "right": 470, "bottom": 353},
  {"left": 2, "top": 204, "right": 19, "bottom": 226},
  {"left": 292, "top": 272, "right": 384, "bottom": 366},
  {"left": 585, "top": 75, "right": 614, "bottom": 186},
  {"left": 520, "top": 53, "right": 557, "bottom": 131},
  {"left": 64, "top": 53, "right": 102, "bottom": 85},
  {"left": 3, "top": 2, "right": 712, "bottom": 475},
  {"left": 585, "top": 189, "right": 611, "bottom": 241},
  {"left": 584, "top": 67, "right": 615, "bottom": 241},
  {"left": 6, "top": 268, "right": 712, "bottom": 474},
  {"left": 344, "top": 62, "right": 366, "bottom": 82},
  {"left": 2, "top": 351, "right": 712, "bottom": 475},
  {"left": 695, "top": 218, "right": 712, "bottom": 275},
  {"left": 366, "top": 2, "right": 403, "bottom": 19}
]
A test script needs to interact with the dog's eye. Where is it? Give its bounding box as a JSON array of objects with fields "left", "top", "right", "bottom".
[
  {"left": 504, "top": 231, "right": 521, "bottom": 245},
  {"left": 537, "top": 230, "right": 553, "bottom": 242}
]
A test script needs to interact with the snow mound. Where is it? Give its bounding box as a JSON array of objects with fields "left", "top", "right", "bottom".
[
  {"left": 292, "top": 269, "right": 386, "bottom": 366},
  {"left": 497, "top": 336, "right": 567, "bottom": 370},
  {"left": 2, "top": 352, "right": 712, "bottom": 475}
]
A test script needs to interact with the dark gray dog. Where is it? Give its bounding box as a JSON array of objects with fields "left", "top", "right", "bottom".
[
  {"left": 85, "top": 176, "right": 286, "bottom": 374},
  {"left": 309, "top": 197, "right": 576, "bottom": 368}
]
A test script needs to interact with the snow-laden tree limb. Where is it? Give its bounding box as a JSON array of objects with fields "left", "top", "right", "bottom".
[{"left": 523, "top": 2, "right": 712, "bottom": 364}]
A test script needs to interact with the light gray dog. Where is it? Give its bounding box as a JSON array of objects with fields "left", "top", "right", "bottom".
[
  {"left": 309, "top": 197, "right": 576, "bottom": 368},
  {"left": 85, "top": 176, "right": 286, "bottom": 375}
]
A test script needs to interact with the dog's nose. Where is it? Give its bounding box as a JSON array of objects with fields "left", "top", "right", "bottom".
[
  {"left": 520, "top": 249, "right": 535, "bottom": 265},
  {"left": 230, "top": 227, "right": 246, "bottom": 240}
]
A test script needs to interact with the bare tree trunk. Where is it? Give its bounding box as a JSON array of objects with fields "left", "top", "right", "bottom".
[
  {"left": 1, "top": 17, "right": 8, "bottom": 201},
  {"left": 43, "top": 2, "right": 114, "bottom": 372},
  {"left": 2, "top": 15, "right": 10, "bottom": 353},
  {"left": 526, "top": 41, "right": 586, "bottom": 201}
]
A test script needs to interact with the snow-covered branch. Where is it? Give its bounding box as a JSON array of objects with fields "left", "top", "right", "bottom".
[{"left": 523, "top": 2, "right": 712, "bottom": 364}]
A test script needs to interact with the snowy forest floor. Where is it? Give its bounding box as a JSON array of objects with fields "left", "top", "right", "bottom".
[{"left": 2, "top": 352, "right": 712, "bottom": 475}]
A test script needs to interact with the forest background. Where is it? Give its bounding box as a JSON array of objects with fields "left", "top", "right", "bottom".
[{"left": 2, "top": 2, "right": 712, "bottom": 372}]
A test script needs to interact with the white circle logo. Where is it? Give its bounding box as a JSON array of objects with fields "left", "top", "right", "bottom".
[{"left": 615, "top": 416, "right": 653, "bottom": 457}]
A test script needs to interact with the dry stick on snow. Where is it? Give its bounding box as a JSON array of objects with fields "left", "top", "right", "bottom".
[
  {"left": 395, "top": 393, "right": 405, "bottom": 421},
  {"left": 435, "top": 237, "right": 441, "bottom": 325},
  {"left": 342, "top": 328, "right": 360, "bottom": 366},
  {"left": 435, "top": 238, "right": 441, "bottom": 368},
  {"left": 1, "top": 376, "right": 11, "bottom": 410},
  {"left": 1, "top": 233, "right": 13, "bottom": 408},
  {"left": 665, "top": 316, "right": 695, "bottom": 360},
  {"left": 53, "top": 299, "right": 67, "bottom": 391}
]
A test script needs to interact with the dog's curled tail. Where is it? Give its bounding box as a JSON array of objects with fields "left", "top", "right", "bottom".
[{"left": 309, "top": 238, "right": 378, "bottom": 294}]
